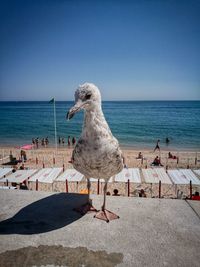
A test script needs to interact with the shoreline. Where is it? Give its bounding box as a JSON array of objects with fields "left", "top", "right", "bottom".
[{"left": 0, "top": 144, "right": 199, "bottom": 153}]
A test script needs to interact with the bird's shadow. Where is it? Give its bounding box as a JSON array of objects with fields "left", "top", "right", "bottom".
[{"left": 0, "top": 193, "right": 88, "bottom": 235}]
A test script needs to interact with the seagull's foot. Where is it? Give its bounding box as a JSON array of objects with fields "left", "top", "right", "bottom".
[
  {"left": 94, "top": 209, "right": 119, "bottom": 223},
  {"left": 74, "top": 202, "right": 98, "bottom": 215}
]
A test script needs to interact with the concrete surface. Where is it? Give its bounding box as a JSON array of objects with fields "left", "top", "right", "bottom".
[
  {"left": 186, "top": 199, "right": 200, "bottom": 218},
  {"left": 0, "top": 190, "right": 200, "bottom": 267}
]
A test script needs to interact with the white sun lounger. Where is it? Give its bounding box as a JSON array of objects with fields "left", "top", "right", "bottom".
[
  {"left": 114, "top": 168, "right": 141, "bottom": 183},
  {"left": 167, "top": 170, "right": 187, "bottom": 185},
  {"left": 167, "top": 169, "right": 200, "bottom": 185},
  {"left": 56, "top": 169, "right": 84, "bottom": 182},
  {"left": 179, "top": 169, "right": 200, "bottom": 185},
  {"left": 29, "top": 168, "right": 62, "bottom": 183},
  {"left": 193, "top": 169, "right": 200, "bottom": 177},
  {"left": 0, "top": 167, "right": 13, "bottom": 179},
  {"left": 1, "top": 169, "right": 38, "bottom": 184},
  {"left": 142, "top": 168, "right": 172, "bottom": 184}
]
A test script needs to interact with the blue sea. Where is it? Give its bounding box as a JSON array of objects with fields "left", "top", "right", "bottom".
[{"left": 0, "top": 101, "right": 199, "bottom": 150}]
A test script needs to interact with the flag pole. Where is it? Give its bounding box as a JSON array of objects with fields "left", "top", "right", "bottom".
[{"left": 53, "top": 99, "right": 57, "bottom": 153}]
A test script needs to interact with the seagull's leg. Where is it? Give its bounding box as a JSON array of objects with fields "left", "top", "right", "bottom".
[
  {"left": 87, "top": 178, "right": 91, "bottom": 203},
  {"left": 74, "top": 177, "right": 97, "bottom": 215},
  {"left": 94, "top": 181, "right": 119, "bottom": 223},
  {"left": 101, "top": 181, "right": 107, "bottom": 210},
  {"left": 86, "top": 178, "right": 97, "bottom": 210}
]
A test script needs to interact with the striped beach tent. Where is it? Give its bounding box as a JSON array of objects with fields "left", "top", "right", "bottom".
[
  {"left": 0, "top": 168, "right": 13, "bottom": 179},
  {"left": 29, "top": 168, "right": 62, "bottom": 183},
  {"left": 1, "top": 169, "right": 37, "bottom": 184},
  {"left": 193, "top": 169, "right": 200, "bottom": 177},
  {"left": 167, "top": 169, "right": 200, "bottom": 185},
  {"left": 114, "top": 168, "right": 141, "bottom": 183},
  {"left": 142, "top": 168, "right": 172, "bottom": 184},
  {"left": 56, "top": 169, "right": 84, "bottom": 182}
]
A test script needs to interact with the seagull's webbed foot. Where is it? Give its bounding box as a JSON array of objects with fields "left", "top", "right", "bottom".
[
  {"left": 74, "top": 201, "right": 98, "bottom": 215},
  {"left": 94, "top": 209, "right": 120, "bottom": 223}
]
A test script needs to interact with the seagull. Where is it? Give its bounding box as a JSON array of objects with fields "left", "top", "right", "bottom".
[{"left": 66, "top": 83, "right": 124, "bottom": 222}]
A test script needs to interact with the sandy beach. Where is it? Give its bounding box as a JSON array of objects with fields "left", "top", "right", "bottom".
[
  {"left": 1, "top": 145, "right": 200, "bottom": 169},
  {"left": 0, "top": 145, "right": 200, "bottom": 199}
]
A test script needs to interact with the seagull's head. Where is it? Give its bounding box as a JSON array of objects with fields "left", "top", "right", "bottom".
[{"left": 66, "top": 82, "right": 101, "bottom": 120}]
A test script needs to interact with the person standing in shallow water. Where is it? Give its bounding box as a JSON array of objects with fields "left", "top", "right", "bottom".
[
  {"left": 62, "top": 138, "right": 65, "bottom": 146},
  {"left": 72, "top": 136, "right": 76, "bottom": 146},
  {"left": 58, "top": 137, "right": 61, "bottom": 146},
  {"left": 68, "top": 136, "right": 71, "bottom": 146},
  {"left": 165, "top": 137, "right": 170, "bottom": 145},
  {"left": 154, "top": 139, "right": 160, "bottom": 152}
]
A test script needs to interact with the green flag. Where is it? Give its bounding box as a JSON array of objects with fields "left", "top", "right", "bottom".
[{"left": 49, "top": 98, "right": 55, "bottom": 104}]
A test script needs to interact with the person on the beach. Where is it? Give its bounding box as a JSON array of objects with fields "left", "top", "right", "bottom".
[
  {"left": 24, "top": 151, "right": 27, "bottom": 161},
  {"left": 72, "top": 136, "right": 76, "bottom": 146},
  {"left": 168, "top": 152, "right": 177, "bottom": 159},
  {"left": 32, "top": 138, "right": 35, "bottom": 147},
  {"left": 113, "top": 189, "right": 120, "bottom": 196},
  {"left": 20, "top": 150, "right": 27, "bottom": 162},
  {"left": 192, "top": 191, "right": 200, "bottom": 201},
  {"left": 20, "top": 182, "right": 28, "bottom": 190},
  {"left": 19, "top": 164, "right": 25, "bottom": 170},
  {"left": 151, "top": 156, "right": 163, "bottom": 166},
  {"left": 153, "top": 139, "right": 160, "bottom": 152},
  {"left": 9, "top": 151, "right": 14, "bottom": 162},
  {"left": 122, "top": 155, "right": 128, "bottom": 168},
  {"left": 45, "top": 137, "right": 49, "bottom": 146},
  {"left": 12, "top": 167, "right": 17, "bottom": 173},
  {"left": 168, "top": 152, "right": 173, "bottom": 158},
  {"left": 58, "top": 137, "right": 61, "bottom": 145},
  {"left": 136, "top": 152, "right": 143, "bottom": 159},
  {"left": 20, "top": 150, "right": 24, "bottom": 161},
  {"left": 68, "top": 136, "right": 71, "bottom": 146},
  {"left": 41, "top": 138, "right": 45, "bottom": 146},
  {"left": 62, "top": 138, "right": 65, "bottom": 145},
  {"left": 139, "top": 189, "right": 147, "bottom": 198},
  {"left": 36, "top": 137, "right": 39, "bottom": 149}
]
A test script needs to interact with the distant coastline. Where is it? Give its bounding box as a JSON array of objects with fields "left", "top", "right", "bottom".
[{"left": 0, "top": 100, "right": 199, "bottom": 102}]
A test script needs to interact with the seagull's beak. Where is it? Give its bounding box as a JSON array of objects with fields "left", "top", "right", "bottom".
[{"left": 66, "top": 100, "right": 84, "bottom": 120}]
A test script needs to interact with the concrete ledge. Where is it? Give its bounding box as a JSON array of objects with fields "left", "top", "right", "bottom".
[
  {"left": 186, "top": 199, "right": 200, "bottom": 218},
  {"left": 0, "top": 190, "right": 200, "bottom": 266}
]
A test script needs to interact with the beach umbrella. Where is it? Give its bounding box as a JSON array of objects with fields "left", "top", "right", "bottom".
[{"left": 20, "top": 144, "right": 33, "bottom": 150}]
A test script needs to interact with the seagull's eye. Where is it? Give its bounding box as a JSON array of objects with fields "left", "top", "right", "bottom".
[{"left": 85, "top": 93, "right": 92, "bottom": 100}]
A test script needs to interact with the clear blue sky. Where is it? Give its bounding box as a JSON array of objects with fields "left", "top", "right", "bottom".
[{"left": 0, "top": 0, "right": 199, "bottom": 101}]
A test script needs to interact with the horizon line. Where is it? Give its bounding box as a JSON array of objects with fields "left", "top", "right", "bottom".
[{"left": 0, "top": 99, "right": 199, "bottom": 102}]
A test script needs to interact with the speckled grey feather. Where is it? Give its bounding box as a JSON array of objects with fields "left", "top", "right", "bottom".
[{"left": 70, "top": 83, "right": 124, "bottom": 181}]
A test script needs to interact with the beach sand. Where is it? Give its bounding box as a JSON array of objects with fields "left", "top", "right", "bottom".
[{"left": 0, "top": 145, "right": 200, "bottom": 198}]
